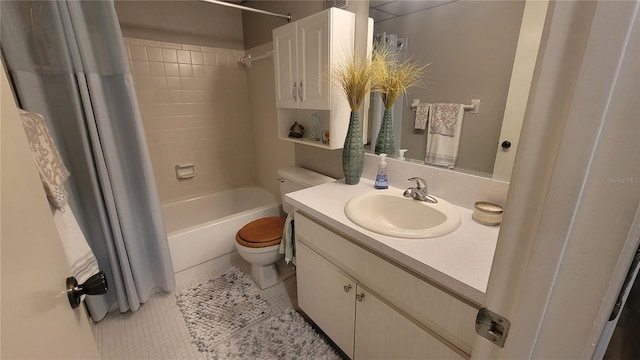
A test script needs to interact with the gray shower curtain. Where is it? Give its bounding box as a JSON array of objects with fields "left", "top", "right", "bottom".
[{"left": 1, "top": 1, "right": 175, "bottom": 321}]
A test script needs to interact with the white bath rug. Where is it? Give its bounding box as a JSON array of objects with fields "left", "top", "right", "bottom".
[
  {"left": 211, "top": 307, "right": 343, "bottom": 360},
  {"left": 176, "top": 266, "right": 271, "bottom": 352}
]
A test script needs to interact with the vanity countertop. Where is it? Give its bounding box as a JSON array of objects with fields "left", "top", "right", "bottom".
[{"left": 286, "top": 179, "right": 499, "bottom": 305}]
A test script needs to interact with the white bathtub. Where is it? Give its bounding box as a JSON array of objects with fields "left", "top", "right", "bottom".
[{"left": 162, "top": 187, "right": 281, "bottom": 273}]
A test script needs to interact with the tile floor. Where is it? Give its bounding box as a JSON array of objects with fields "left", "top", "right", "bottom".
[{"left": 93, "top": 256, "right": 299, "bottom": 359}]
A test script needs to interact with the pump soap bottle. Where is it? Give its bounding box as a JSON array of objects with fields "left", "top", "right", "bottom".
[{"left": 374, "top": 153, "right": 389, "bottom": 189}]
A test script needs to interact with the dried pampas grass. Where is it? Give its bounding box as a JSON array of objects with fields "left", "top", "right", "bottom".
[{"left": 377, "top": 53, "right": 427, "bottom": 109}]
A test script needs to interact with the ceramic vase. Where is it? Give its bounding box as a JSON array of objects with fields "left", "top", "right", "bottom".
[
  {"left": 374, "top": 108, "right": 395, "bottom": 155},
  {"left": 342, "top": 110, "right": 364, "bottom": 185}
]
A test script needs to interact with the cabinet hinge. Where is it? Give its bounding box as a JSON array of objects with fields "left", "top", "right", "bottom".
[{"left": 475, "top": 308, "right": 511, "bottom": 348}]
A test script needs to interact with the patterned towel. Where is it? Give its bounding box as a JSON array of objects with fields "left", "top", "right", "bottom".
[
  {"left": 425, "top": 103, "right": 465, "bottom": 168},
  {"left": 429, "top": 103, "right": 463, "bottom": 137},
  {"left": 19, "top": 109, "right": 70, "bottom": 209},
  {"left": 414, "top": 103, "right": 429, "bottom": 130}
]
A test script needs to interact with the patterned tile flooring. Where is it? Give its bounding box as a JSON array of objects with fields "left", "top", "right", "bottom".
[{"left": 93, "top": 256, "right": 299, "bottom": 359}]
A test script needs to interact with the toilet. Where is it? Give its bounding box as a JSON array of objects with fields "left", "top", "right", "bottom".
[{"left": 235, "top": 167, "right": 335, "bottom": 289}]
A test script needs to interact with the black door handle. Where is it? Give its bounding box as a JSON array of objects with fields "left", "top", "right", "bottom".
[{"left": 66, "top": 271, "right": 108, "bottom": 309}]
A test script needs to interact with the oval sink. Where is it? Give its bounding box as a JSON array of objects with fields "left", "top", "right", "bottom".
[{"left": 344, "top": 190, "right": 461, "bottom": 239}]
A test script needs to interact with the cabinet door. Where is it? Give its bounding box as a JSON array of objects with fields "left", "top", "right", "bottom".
[
  {"left": 273, "top": 21, "right": 299, "bottom": 108},
  {"left": 354, "top": 286, "right": 464, "bottom": 360},
  {"left": 297, "top": 11, "right": 330, "bottom": 110},
  {"left": 297, "top": 242, "right": 356, "bottom": 358}
]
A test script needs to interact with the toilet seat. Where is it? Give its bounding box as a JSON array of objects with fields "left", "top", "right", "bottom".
[{"left": 235, "top": 217, "right": 285, "bottom": 248}]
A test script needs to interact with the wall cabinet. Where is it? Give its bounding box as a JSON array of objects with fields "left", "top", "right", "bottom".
[
  {"left": 295, "top": 212, "right": 476, "bottom": 359},
  {"left": 273, "top": 11, "right": 333, "bottom": 110},
  {"left": 272, "top": 8, "right": 360, "bottom": 150}
]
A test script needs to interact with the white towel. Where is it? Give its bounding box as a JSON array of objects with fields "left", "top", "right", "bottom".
[
  {"left": 414, "top": 103, "right": 429, "bottom": 130},
  {"left": 425, "top": 103, "right": 465, "bottom": 168},
  {"left": 52, "top": 204, "right": 100, "bottom": 284},
  {"left": 278, "top": 212, "right": 296, "bottom": 265}
]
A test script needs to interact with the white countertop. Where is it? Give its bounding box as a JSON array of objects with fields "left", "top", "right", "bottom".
[{"left": 286, "top": 179, "right": 499, "bottom": 305}]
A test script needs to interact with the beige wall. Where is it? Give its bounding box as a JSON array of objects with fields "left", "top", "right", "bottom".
[
  {"left": 242, "top": 1, "right": 324, "bottom": 49},
  {"left": 245, "top": 42, "right": 295, "bottom": 202},
  {"left": 115, "top": 1, "right": 245, "bottom": 50},
  {"left": 125, "top": 37, "right": 255, "bottom": 203},
  {"left": 374, "top": 1, "right": 524, "bottom": 175}
]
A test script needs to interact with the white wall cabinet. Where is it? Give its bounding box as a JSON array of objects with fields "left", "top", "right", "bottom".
[
  {"left": 273, "top": 11, "right": 332, "bottom": 109},
  {"left": 272, "top": 8, "right": 358, "bottom": 149},
  {"left": 295, "top": 212, "right": 474, "bottom": 359}
]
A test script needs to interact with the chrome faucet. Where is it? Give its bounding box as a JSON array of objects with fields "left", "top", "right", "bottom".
[{"left": 403, "top": 177, "right": 438, "bottom": 203}]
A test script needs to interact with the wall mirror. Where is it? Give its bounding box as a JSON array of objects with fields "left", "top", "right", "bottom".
[{"left": 366, "top": 0, "right": 545, "bottom": 181}]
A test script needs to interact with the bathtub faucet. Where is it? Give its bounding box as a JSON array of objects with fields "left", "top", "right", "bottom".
[{"left": 403, "top": 177, "right": 438, "bottom": 203}]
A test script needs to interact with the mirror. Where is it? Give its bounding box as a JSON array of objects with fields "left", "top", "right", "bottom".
[{"left": 367, "top": 0, "right": 538, "bottom": 179}]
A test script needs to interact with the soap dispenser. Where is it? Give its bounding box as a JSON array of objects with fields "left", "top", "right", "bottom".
[
  {"left": 397, "top": 149, "right": 407, "bottom": 161},
  {"left": 374, "top": 153, "right": 389, "bottom": 189}
]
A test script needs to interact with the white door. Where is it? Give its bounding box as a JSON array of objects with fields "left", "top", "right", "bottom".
[
  {"left": 296, "top": 242, "right": 356, "bottom": 358},
  {"left": 473, "top": 1, "right": 639, "bottom": 358},
  {"left": 1, "top": 67, "right": 99, "bottom": 358},
  {"left": 353, "top": 285, "right": 464, "bottom": 360},
  {"left": 273, "top": 21, "right": 299, "bottom": 108},
  {"left": 491, "top": 0, "right": 548, "bottom": 181},
  {"left": 298, "top": 11, "right": 330, "bottom": 110}
]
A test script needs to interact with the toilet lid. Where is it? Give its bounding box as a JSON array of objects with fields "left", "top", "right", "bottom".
[{"left": 236, "top": 217, "right": 285, "bottom": 247}]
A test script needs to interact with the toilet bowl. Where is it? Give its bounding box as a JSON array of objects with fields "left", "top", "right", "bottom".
[
  {"left": 235, "top": 217, "right": 285, "bottom": 289},
  {"left": 234, "top": 167, "right": 335, "bottom": 289}
]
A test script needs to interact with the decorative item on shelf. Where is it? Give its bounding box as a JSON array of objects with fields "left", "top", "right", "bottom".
[
  {"left": 310, "top": 113, "right": 321, "bottom": 141},
  {"left": 322, "top": 130, "right": 330, "bottom": 144},
  {"left": 332, "top": 50, "right": 386, "bottom": 184},
  {"left": 374, "top": 48, "right": 427, "bottom": 155},
  {"left": 288, "top": 122, "right": 304, "bottom": 138}
]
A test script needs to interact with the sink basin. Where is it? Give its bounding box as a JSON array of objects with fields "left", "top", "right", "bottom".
[{"left": 344, "top": 190, "right": 461, "bottom": 239}]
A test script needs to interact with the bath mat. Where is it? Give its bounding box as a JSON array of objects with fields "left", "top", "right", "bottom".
[
  {"left": 211, "top": 307, "right": 343, "bottom": 360},
  {"left": 176, "top": 266, "right": 271, "bottom": 352}
]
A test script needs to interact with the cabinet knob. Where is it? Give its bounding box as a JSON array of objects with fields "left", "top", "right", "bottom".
[
  {"left": 343, "top": 284, "right": 352, "bottom": 293},
  {"left": 501, "top": 140, "right": 511, "bottom": 149},
  {"left": 356, "top": 293, "right": 365, "bottom": 302}
]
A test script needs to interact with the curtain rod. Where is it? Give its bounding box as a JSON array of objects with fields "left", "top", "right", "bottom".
[{"left": 200, "top": 0, "right": 291, "bottom": 22}]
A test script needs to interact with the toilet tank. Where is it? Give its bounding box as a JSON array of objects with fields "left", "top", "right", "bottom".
[{"left": 277, "top": 167, "right": 335, "bottom": 214}]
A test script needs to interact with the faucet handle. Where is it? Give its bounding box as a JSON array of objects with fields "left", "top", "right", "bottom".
[{"left": 407, "top": 177, "right": 426, "bottom": 190}]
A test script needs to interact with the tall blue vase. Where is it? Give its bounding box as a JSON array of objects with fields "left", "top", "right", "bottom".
[
  {"left": 342, "top": 110, "right": 364, "bottom": 185},
  {"left": 375, "top": 108, "right": 395, "bottom": 156}
]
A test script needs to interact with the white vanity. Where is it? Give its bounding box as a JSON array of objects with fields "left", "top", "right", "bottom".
[{"left": 286, "top": 178, "right": 500, "bottom": 359}]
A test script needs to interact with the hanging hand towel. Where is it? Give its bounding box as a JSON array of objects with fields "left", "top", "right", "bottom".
[
  {"left": 414, "top": 103, "right": 429, "bottom": 130},
  {"left": 425, "top": 103, "right": 465, "bottom": 168},
  {"left": 19, "top": 109, "right": 70, "bottom": 209},
  {"left": 53, "top": 203, "right": 100, "bottom": 285},
  {"left": 279, "top": 211, "right": 296, "bottom": 265},
  {"left": 21, "top": 109, "right": 100, "bottom": 287}
]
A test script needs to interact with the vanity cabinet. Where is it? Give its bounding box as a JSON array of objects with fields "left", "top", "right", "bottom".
[
  {"left": 295, "top": 212, "right": 476, "bottom": 359},
  {"left": 272, "top": 8, "right": 356, "bottom": 149},
  {"left": 297, "top": 243, "right": 356, "bottom": 358}
]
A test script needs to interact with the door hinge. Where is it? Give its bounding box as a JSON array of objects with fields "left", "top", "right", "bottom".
[{"left": 475, "top": 308, "right": 511, "bottom": 348}]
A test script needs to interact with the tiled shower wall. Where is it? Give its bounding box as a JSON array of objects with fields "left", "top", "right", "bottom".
[{"left": 124, "top": 37, "right": 255, "bottom": 204}]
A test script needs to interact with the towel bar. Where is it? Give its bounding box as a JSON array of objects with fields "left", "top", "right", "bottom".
[{"left": 411, "top": 99, "right": 480, "bottom": 114}]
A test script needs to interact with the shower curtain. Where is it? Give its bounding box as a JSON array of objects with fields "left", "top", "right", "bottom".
[{"left": 1, "top": 1, "right": 175, "bottom": 321}]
